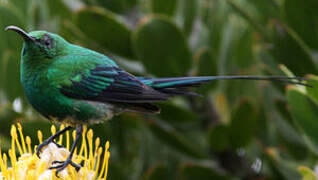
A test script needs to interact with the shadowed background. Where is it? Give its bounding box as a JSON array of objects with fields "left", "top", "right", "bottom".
[{"left": 0, "top": 0, "right": 318, "bottom": 179}]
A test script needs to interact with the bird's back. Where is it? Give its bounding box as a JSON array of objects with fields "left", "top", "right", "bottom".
[{"left": 21, "top": 44, "right": 123, "bottom": 123}]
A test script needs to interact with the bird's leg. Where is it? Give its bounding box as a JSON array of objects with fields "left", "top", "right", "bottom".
[
  {"left": 50, "top": 125, "right": 83, "bottom": 177},
  {"left": 36, "top": 126, "right": 72, "bottom": 157},
  {"left": 52, "top": 141, "right": 63, "bottom": 148}
]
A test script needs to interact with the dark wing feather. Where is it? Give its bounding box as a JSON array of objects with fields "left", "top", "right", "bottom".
[{"left": 60, "top": 65, "right": 169, "bottom": 103}]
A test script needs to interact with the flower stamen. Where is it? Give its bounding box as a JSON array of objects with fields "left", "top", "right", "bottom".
[
  {"left": 26, "top": 136, "right": 32, "bottom": 154},
  {"left": 37, "top": 130, "right": 43, "bottom": 144},
  {"left": 17, "top": 123, "right": 27, "bottom": 154},
  {"left": 58, "top": 124, "right": 65, "bottom": 146},
  {"left": 0, "top": 124, "right": 110, "bottom": 180}
]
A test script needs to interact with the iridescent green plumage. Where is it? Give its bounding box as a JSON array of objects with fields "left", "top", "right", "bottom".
[
  {"left": 6, "top": 25, "right": 309, "bottom": 176},
  {"left": 7, "top": 28, "right": 308, "bottom": 124},
  {"left": 21, "top": 30, "right": 119, "bottom": 124}
]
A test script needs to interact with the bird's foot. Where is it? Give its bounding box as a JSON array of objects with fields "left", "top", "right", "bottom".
[
  {"left": 36, "top": 139, "right": 63, "bottom": 158},
  {"left": 50, "top": 159, "right": 81, "bottom": 177},
  {"left": 36, "top": 139, "right": 52, "bottom": 158},
  {"left": 52, "top": 141, "right": 63, "bottom": 148},
  {"left": 36, "top": 126, "right": 72, "bottom": 158}
]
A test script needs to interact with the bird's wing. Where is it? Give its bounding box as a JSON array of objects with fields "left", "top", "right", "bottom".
[{"left": 59, "top": 64, "right": 169, "bottom": 103}]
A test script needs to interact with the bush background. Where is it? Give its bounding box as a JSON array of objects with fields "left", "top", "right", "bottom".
[{"left": 0, "top": 0, "right": 318, "bottom": 179}]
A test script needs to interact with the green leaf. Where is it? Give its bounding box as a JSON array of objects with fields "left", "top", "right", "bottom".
[
  {"left": 203, "top": 1, "right": 228, "bottom": 55},
  {"left": 229, "top": 98, "right": 257, "bottom": 148},
  {"left": 0, "top": 4, "right": 24, "bottom": 51},
  {"left": 143, "top": 164, "right": 170, "bottom": 180},
  {"left": 196, "top": 48, "right": 217, "bottom": 76},
  {"left": 287, "top": 86, "right": 318, "bottom": 155},
  {"left": 274, "top": 99, "right": 305, "bottom": 146},
  {"left": 246, "top": 0, "right": 280, "bottom": 23},
  {"left": 224, "top": 79, "right": 259, "bottom": 108},
  {"left": 195, "top": 48, "right": 218, "bottom": 93},
  {"left": 306, "top": 75, "right": 318, "bottom": 104},
  {"left": 9, "top": 0, "right": 28, "bottom": 15},
  {"left": 59, "top": 20, "right": 86, "bottom": 44},
  {"left": 233, "top": 28, "right": 254, "bottom": 69},
  {"left": 2, "top": 52, "right": 24, "bottom": 101},
  {"left": 75, "top": 7, "right": 135, "bottom": 59},
  {"left": 217, "top": 20, "right": 236, "bottom": 75},
  {"left": 148, "top": 118, "right": 206, "bottom": 158},
  {"left": 285, "top": 0, "right": 318, "bottom": 49},
  {"left": 108, "top": 163, "right": 128, "bottom": 180},
  {"left": 273, "top": 99, "right": 309, "bottom": 160},
  {"left": 298, "top": 166, "right": 318, "bottom": 180},
  {"left": 265, "top": 148, "right": 301, "bottom": 180},
  {"left": 133, "top": 16, "right": 192, "bottom": 77},
  {"left": 150, "top": 0, "right": 177, "bottom": 16},
  {"left": 0, "top": 104, "right": 21, "bottom": 136},
  {"left": 96, "top": 0, "right": 138, "bottom": 14},
  {"left": 179, "top": 163, "right": 229, "bottom": 180},
  {"left": 0, "top": 134, "right": 11, "bottom": 152},
  {"left": 157, "top": 102, "right": 197, "bottom": 125},
  {"left": 47, "top": 0, "right": 71, "bottom": 19},
  {"left": 208, "top": 125, "right": 230, "bottom": 152},
  {"left": 22, "top": 121, "right": 53, "bottom": 143},
  {"left": 180, "top": 0, "right": 198, "bottom": 36},
  {"left": 274, "top": 99, "right": 293, "bottom": 125},
  {"left": 270, "top": 23, "right": 318, "bottom": 76},
  {"left": 227, "top": 0, "right": 269, "bottom": 40}
]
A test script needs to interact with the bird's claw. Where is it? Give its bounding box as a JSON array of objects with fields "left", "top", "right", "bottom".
[
  {"left": 36, "top": 141, "right": 47, "bottom": 158},
  {"left": 52, "top": 141, "right": 63, "bottom": 148},
  {"left": 36, "top": 139, "right": 61, "bottom": 158},
  {"left": 50, "top": 159, "right": 81, "bottom": 177},
  {"left": 52, "top": 160, "right": 64, "bottom": 164}
]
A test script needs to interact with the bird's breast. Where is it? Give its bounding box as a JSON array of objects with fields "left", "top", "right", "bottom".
[
  {"left": 21, "top": 67, "right": 65, "bottom": 118},
  {"left": 21, "top": 68, "right": 119, "bottom": 124}
]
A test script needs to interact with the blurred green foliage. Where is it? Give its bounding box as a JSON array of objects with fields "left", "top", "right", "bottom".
[{"left": 0, "top": 0, "right": 318, "bottom": 179}]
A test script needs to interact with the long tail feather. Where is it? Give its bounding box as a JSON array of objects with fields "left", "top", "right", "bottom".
[
  {"left": 139, "top": 76, "right": 311, "bottom": 89},
  {"left": 137, "top": 76, "right": 311, "bottom": 97}
]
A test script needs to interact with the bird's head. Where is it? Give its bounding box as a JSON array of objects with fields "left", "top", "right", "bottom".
[{"left": 5, "top": 25, "right": 69, "bottom": 59}]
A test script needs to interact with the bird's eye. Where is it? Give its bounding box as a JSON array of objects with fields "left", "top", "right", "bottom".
[
  {"left": 45, "top": 40, "right": 51, "bottom": 46},
  {"left": 42, "top": 34, "right": 53, "bottom": 48}
]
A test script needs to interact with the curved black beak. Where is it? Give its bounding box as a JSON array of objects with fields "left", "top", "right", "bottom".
[{"left": 5, "top": 25, "right": 35, "bottom": 42}]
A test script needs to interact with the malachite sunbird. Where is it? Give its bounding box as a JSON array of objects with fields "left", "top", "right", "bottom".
[{"left": 5, "top": 25, "right": 310, "bottom": 176}]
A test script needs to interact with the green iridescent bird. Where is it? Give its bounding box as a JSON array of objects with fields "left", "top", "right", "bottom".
[{"left": 5, "top": 25, "right": 309, "bottom": 176}]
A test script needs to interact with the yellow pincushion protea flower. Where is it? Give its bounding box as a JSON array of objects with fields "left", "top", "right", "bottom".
[{"left": 0, "top": 123, "right": 110, "bottom": 180}]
